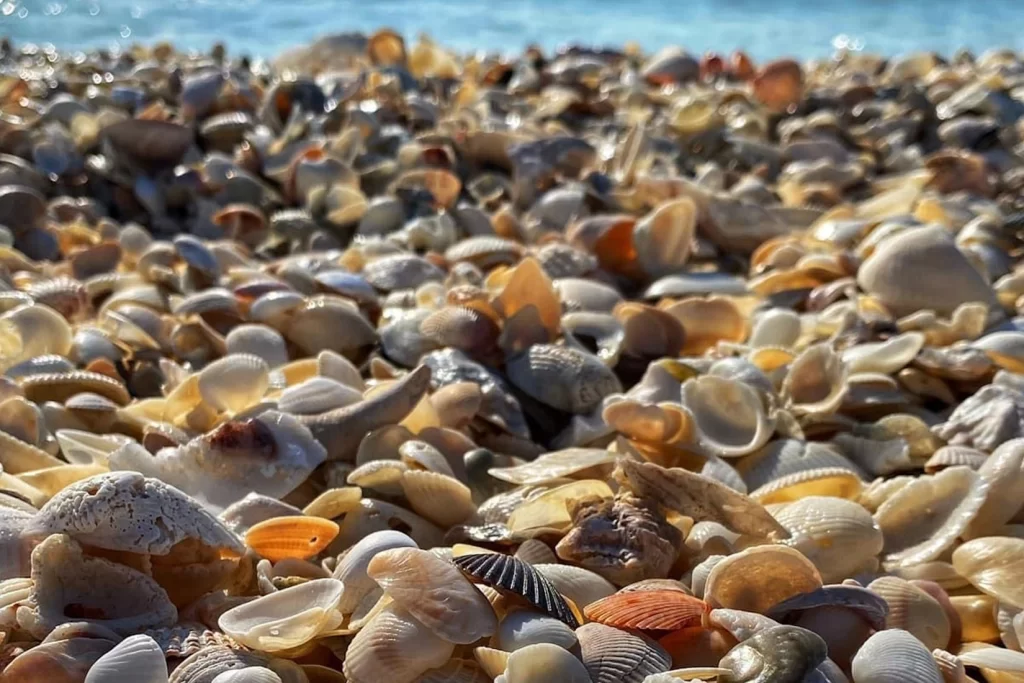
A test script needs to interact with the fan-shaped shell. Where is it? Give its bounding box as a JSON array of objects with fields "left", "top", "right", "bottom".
[
  {"left": 737, "top": 440, "right": 863, "bottom": 493},
  {"left": 368, "top": 547, "right": 497, "bottom": 644},
  {"left": 244, "top": 516, "right": 339, "bottom": 562},
  {"left": 496, "top": 608, "right": 578, "bottom": 651},
  {"left": 332, "top": 530, "right": 419, "bottom": 614},
  {"left": 506, "top": 343, "right": 622, "bottom": 414},
  {"left": 453, "top": 553, "right": 579, "bottom": 627},
  {"left": 401, "top": 470, "right": 476, "bottom": 527},
  {"left": 774, "top": 496, "right": 883, "bottom": 583},
  {"left": 533, "top": 563, "right": 617, "bottom": 608},
  {"left": 343, "top": 604, "right": 455, "bottom": 683},
  {"left": 577, "top": 621, "right": 672, "bottom": 683},
  {"left": 843, "top": 333, "right": 926, "bottom": 375},
  {"left": 490, "top": 449, "right": 617, "bottom": 485},
  {"left": 584, "top": 590, "right": 708, "bottom": 630},
  {"left": 704, "top": 545, "right": 822, "bottom": 614},
  {"left": 198, "top": 354, "right": 270, "bottom": 414},
  {"left": 952, "top": 537, "right": 1024, "bottom": 609},
  {"left": 278, "top": 377, "right": 363, "bottom": 414},
  {"left": 867, "top": 576, "right": 951, "bottom": 650},
  {"left": 84, "top": 634, "right": 168, "bottom": 683},
  {"left": 851, "top": 629, "right": 943, "bottom": 683},
  {"left": 682, "top": 376, "right": 775, "bottom": 457}
]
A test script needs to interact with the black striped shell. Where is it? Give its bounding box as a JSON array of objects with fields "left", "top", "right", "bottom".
[{"left": 452, "top": 553, "right": 579, "bottom": 627}]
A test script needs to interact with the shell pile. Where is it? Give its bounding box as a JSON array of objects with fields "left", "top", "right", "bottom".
[{"left": 1, "top": 27, "right": 1024, "bottom": 683}]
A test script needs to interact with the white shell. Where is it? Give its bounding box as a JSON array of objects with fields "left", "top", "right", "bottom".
[
  {"left": 212, "top": 668, "right": 284, "bottom": 683},
  {"left": 85, "top": 634, "right": 168, "bottom": 683},
  {"left": 682, "top": 375, "right": 775, "bottom": 457},
  {"left": 533, "top": 563, "right": 617, "bottom": 608},
  {"left": 278, "top": 377, "right": 363, "bottom": 414},
  {"left": 497, "top": 608, "right": 578, "bottom": 651},
  {"left": 851, "top": 629, "right": 943, "bottom": 683},
  {"left": 503, "top": 642, "right": 592, "bottom": 683},
  {"left": 344, "top": 604, "right": 455, "bottom": 683},
  {"left": 198, "top": 354, "right": 270, "bottom": 413},
  {"left": 842, "top": 333, "right": 925, "bottom": 375},
  {"left": 218, "top": 578, "right": 344, "bottom": 651},
  {"left": 774, "top": 496, "right": 883, "bottom": 583},
  {"left": 332, "top": 530, "right": 419, "bottom": 614}
]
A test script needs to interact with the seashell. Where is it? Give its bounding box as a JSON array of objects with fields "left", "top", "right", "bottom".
[
  {"left": 103, "top": 119, "right": 193, "bottom": 169},
  {"left": 143, "top": 624, "right": 241, "bottom": 658},
  {"left": 401, "top": 470, "right": 476, "bottom": 527},
  {"left": 343, "top": 604, "right": 455, "bottom": 683},
  {"left": 283, "top": 296, "right": 377, "bottom": 358},
  {"left": 952, "top": 537, "right": 1024, "bottom": 609},
  {"left": 933, "top": 384, "right": 1024, "bottom": 452},
  {"left": 781, "top": 343, "right": 848, "bottom": 415},
  {"left": 974, "top": 332, "right": 1024, "bottom": 372},
  {"left": 874, "top": 466, "right": 988, "bottom": 568},
  {"left": 533, "top": 563, "right": 617, "bottom": 608},
  {"left": 84, "top": 634, "right": 168, "bottom": 683},
  {"left": 167, "top": 645, "right": 268, "bottom": 683},
  {"left": 219, "top": 494, "right": 304, "bottom": 536},
  {"left": 584, "top": 589, "right": 708, "bottom": 630},
  {"left": 197, "top": 354, "right": 270, "bottom": 414},
  {"left": 507, "top": 479, "right": 613, "bottom": 537},
  {"left": 614, "top": 458, "right": 790, "bottom": 540},
  {"left": 368, "top": 547, "right": 497, "bottom": 644},
  {"left": 0, "top": 427, "right": 64, "bottom": 474},
  {"left": 857, "top": 225, "right": 997, "bottom": 318},
  {"left": 682, "top": 376, "right": 775, "bottom": 457},
  {"left": 753, "top": 59, "right": 804, "bottom": 110},
  {"left": 555, "top": 494, "right": 682, "bottom": 587},
  {"left": 302, "top": 487, "right": 361, "bottom": 520},
  {"left": 851, "top": 629, "right": 943, "bottom": 683},
  {"left": 506, "top": 343, "right": 622, "bottom": 415},
  {"left": 957, "top": 643, "right": 1024, "bottom": 678},
  {"left": 0, "top": 637, "right": 115, "bottom": 682},
  {"left": 453, "top": 552, "right": 579, "bottom": 627},
  {"left": 18, "top": 534, "right": 177, "bottom": 639},
  {"left": 365, "top": 254, "right": 445, "bottom": 292},
  {"left": 23, "top": 471, "right": 243, "bottom": 554},
  {"left": 332, "top": 530, "right": 419, "bottom": 614},
  {"left": 843, "top": 333, "right": 926, "bottom": 375},
  {"left": 868, "top": 576, "right": 951, "bottom": 650},
  {"left": 515, "top": 539, "right": 558, "bottom": 565},
  {"left": 490, "top": 448, "right": 616, "bottom": 485},
  {"left": 950, "top": 594, "right": 999, "bottom": 643},
  {"left": 244, "top": 516, "right": 339, "bottom": 562},
  {"left": 766, "top": 584, "right": 889, "bottom": 632},
  {"left": 773, "top": 496, "right": 883, "bottom": 583},
  {"left": 718, "top": 625, "right": 827, "bottom": 683},
  {"left": 496, "top": 608, "right": 578, "bottom": 651},
  {"left": 664, "top": 296, "right": 748, "bottom": 355},
  {"left": 555, "top": 278, "right": 624, "bottom": 313},
  {"left": 577, "top": 622, "right": 672, "bottom": 683},
  {"left": 20, "top": 370, "right": 130, "bottom": 406},
  {"left": 279, "top": 377, "right": 362, "bottom": 414},
  {"left": 963, "top": 439, "right": 1024, "bottom": 538},
  {"left": 413, "top": 659, "right": 490, "bottom": 683},
  {"left": 749, "top": 308, "right": 802, "bottom": 348},
  {"left": 211, "top": 668, "right": 283, "bottom": 683},
  {"left": 475, "top": 646, "right": 512, "bottom": 680},
  {"left": 737, "top": 440, "right": 863, "bottom": 494},
  {"left": 704, "top": 545, "right": 822, "bottom": 614},
  {"left": 218, "top": 578, "right": 343, "bottom": 651},
  {"left": 633, "top": 198, "right": 698, "bottom": 279}
]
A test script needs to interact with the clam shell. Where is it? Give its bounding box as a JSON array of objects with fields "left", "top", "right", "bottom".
[
  {"left": 197, "top": 354, "right": 270, "bottom": 413},
  {"left": 508, "top": 479, "right": 613, "bottom": 537},
  {"left": 874, "top": 466, "right": 988, "bottom": 568},
  {"left": 168, "top": 645, "right": 268, "bottom": 683},
  {"left": 781, "top": 343, "right": 848, "bottom": 415},
  {"left": 851, "top": 629, "right": 943, "bottom": 683},
  {"left": 774, "top": 496, "right": 883, "bottom": 583},
  {"left": 244, "top": 516, "right": 340, "bottom": 562},
  {"left": 515, "top": 539, "right": 559, "bottom": 565},
  {"left": 533, "top": 563, "right": 617, "bottom": 608},
  {"left": 368, "top": 547, "right": 497, "bottom": 644},
  {"left": 843, "top": 333, "right": 926, "bottom": 375},
  {"left": 489, "top": 448, "right": 617, "bottom": 485},
  {"left": 453, "top": 552, "right": 579, "bottom": 627},
  {"left": 749, "top": 308, "right": 802, "bottom": 349},
  {"left": 343, "top": 604, "right": 455, "bottom": 683},
  {"left": 665, "top": 296, "right": 748, "bottom": 355},
  {"left": 584, "top": 590, "right": 708, "bottom": 630},
  {"left": 211, "top": 668, "right": 283, "bottom": 683},
  {"left": 737, "top": 440, "right": 864, "bottom": 493},
  {"left": 401, "top": 470, "right": 476, "bottom": 527},
  {"left": 577, "top": 622, "right": 672, "bottom": 683},
  {"left": 924, "top": 445, "right": 988, "bottom": 474},
  {"left": 718, "top": 625, "right": 827, "bottom": 683},
  {"left": 952, "top": 537, "right": 1024, "bottom": 609},
  {"left": 682, "top": 375, "right": 774, "bottom": 457},
  {"left": 751, "top": 467, "right": 865, "bottom": 504},
  {"left": 868, "top": 576, "right": 952, "bottom": 650},
  {"left": 84, "top": 634, "right": 168, "bottom": 683},
  {"left": 219, "top": 579, "right": 343, "bottom": 652},
  {"left": 704, "top": 545, "right": 823, "bottom": 614},
  {"left": 496, "top": 608, "right": 578, "bottom": 651},
  {"left": 506, "top": 343, "right": 622, "bottom": 414},
  {"left": 302, "top": 487, "right": 362, "bottom": 520},
  {"left": 963, "top": 439, "right": 1024, "bottom": 538},
  {"left": 503, "top": 642, "right": 593, "bottom": 683},
  {"left": 332, "top": 530, "right": 418, "bottom": 614},
  {"left": 633, "top": 198, "right": 698, "bottom": 278}
]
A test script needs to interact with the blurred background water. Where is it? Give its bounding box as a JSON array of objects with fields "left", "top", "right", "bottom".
[{"left": 1, "top": 0, "right": 1023, "bottom": 59}]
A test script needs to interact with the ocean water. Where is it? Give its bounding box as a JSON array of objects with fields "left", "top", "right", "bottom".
[{"left": 1, "top": 0, "right": 1023, "bottom": 61}]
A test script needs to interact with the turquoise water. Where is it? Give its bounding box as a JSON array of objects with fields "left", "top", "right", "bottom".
[{"left": 2, "top": 0, "right": 1024, "bottom": 60}]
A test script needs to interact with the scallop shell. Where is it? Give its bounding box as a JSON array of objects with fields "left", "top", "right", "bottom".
[
  {"left": 584, "top": 590, "right": 708, "bottom": 630},
  {"left": 874, "top": 466, "right": 988, "bottom": 568},
  {"left": 851, "top": 629, "right": 943, "bottom": 683},
  {"left": 332, "top": 530, "right": 419, "bottom": 614},
  {"left": 577, "top": 622, "right": 672, "bottom": 683},
  {"left": 774, "top": 496, "right": 883, "bottom": 583},
  {"left": 682, "top": 375, "right": 774, "bottom": 457},
  {"left": 218, "top": 578, "right": 343, "bottom": 651},
  {"left": 614, "top": 458, "right": 790, "bottom": 540},
  {"left": 168, "top": 645, "right": 268, "bottom": 683},
  {"left": 17, "top": 534, "right": 177, "bottom": 639},
  {"left": 952, "top": 537, "right": 1024, "bottom": 609},
  {"left": 343, "top": 604, "right": 455, "bottom": 683},
  {"left": 84, "top": 634, "right": 168, "bottom": 683},
  {"left": 496, "top": 608, "right": 578, "bottom": 651},
  {"left": 453, "top": 553, "right": 579, "bottom": 627},
  {"left": 718, "top": 625, "right": 827, "bottom": 683},
  {"left": 368, "top": 547, "right": 497, "bottom": 644},
  {"left": 22, "top": 471, "right": 243, "bottom": 555},
  {"left": 489, "top": 448, "right": 617, "bottom": 485},
  {"left": 751, "top": 467, "right": 865, "bottom": 504},
  {"left": 781, "top": 343, "right": 848, "bottom": 415},
  {"left": 868, "top": 576, "right": 952, "bottom": 650},
  {"left": 506, "top": 343, "right": 622, "bottom": 414},
  {"left": 503, "top": 642, "right": 593, "bottom": 683},
  {"left": 704, "top": 545, "right": 823, "bottom": 614},
  {"left": 533, "top": 563, "right": 617, "bottom": 609},
  {"left": 244, "top": 516, "right": 339, "bottom": 562},
  {"left": 401, "top": 470, "right": 476, "bottom": 527},
  {"left": 302, "top": 487, "right": 362, "bottom": 520}
]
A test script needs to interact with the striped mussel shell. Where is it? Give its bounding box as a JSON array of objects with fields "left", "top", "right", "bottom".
[{"left": 452, "top": 552, "right": 579, "bottom": 627}]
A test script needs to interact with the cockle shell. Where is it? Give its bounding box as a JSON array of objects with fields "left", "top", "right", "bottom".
[
  {"left": 496, "top": 608, "right": 578, "bottom": 651},
  {"left": 218, "top": 578, "right": 343, "bottom": 651},
  {"left": 577, "top": 622, "right": 673, "bottom": 683},
  {"left": 851, "top": 629, "right": 943, "bottom": 683},
  {"left": 773, "top": 496, "right": 883, "bottom": 582},
  {"left": 343, "top": 604, "right": 455, "bottom": 683},
  {"left": 503, "top": 642, "right": 593, "bottom": 683},
  {"left": 952, "top": 537, "right": 1024, "bottom": 609},
  {"left": 453, "top": 552, "right": 579, "bottom": 627},
  {"left": 868, "top": 576, "right": 952, "bottom": 650},
  {"left": 781, "top": 343, "right": 848, "bottom": 415},
  {"left": 704, "top": 545, "right": 822, "bottom": 614},
  {"left": 532, "top": 563, "right": 617, "bottom": 608},
  {"left": 584, "top": 590, "right": 708, "bottom": 630},
  {"left": 332, "top": 530, "right": 419, "bottom": 614},
  {"left": 84, "top": 634, "right": 168, "bottom": 683},
  {"left": 506, "top": 343, "right": 622, "bottom": 414}
]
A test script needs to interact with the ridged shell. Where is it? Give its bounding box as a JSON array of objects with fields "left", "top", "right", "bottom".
[
  {"left": 851, "top": 629, "right": 943, "bottom": 683},
  {"left": 332, "top": 530, "right": 418, "bottom": 614},
  {"left": 924, "top": 445, "right": 988, "bottom": 473},
  {"left": 682, "top": 375, "right": 775, "bottom": 457},
  {"left": 279, "top": 377, "right": 363, "bottom": 414},
  {"left": 343, "top": 604, "right": 455, "bottom": 683},
  {"left": 774, "top": 496, "right": 883, "bottom": 583},
  {"left": 952, "top": 537, "right": 1024, "bottom": 608},
  {"left": 515, "top": 539, "right": 559, "bottom": 565},
  {"left": 964, "top": 439, "right": 1024, "bottom": 538},
  {"left": 20, "top": 370, "right": 130, "bottom": 405},
  {"left": 874, "top": 466, "right": 988, "bottom": 568},
  {"left": 718, "top": 625, "right": 827, "bottom": 683},
  {"left": 584, "top": 590, "right": 708, "bottom": 630},
  {"left": 496, "top": 608, "right": 578, "bottom": 651},
  {"left": 413, "top": 659, "right": 491, "bottom": 683},
  {"left": 303, "top": 487, "right": 362, "bottom": 520},
  {"left": 867, "top": 576, "right": 951, "bottom": 650},
  {"left": 84, "top": 634, "right": 168, "bottom": 683},
  {"left": 168, "top": 645, "right": 268, "bottom": 683},
  {"left": 577, "top": 622, "right": 672, "bottom": 683},
  {"left": 704, "top": 545, "right": 822, "bottom": 614},
  {"left": 211, "top": 668, "right": 283, "bottom": 683},
  {"left": 738, "top": 440, "right": 864, "bottom": 493},
  {"left": 368, "top": 547, "right": 497, "bottom": 644},
  {"left": 218, "top": 578, "right": 344, "bottom": 651},
  {"left": 506, "top": 343, "right": 622, "bottom": 414},
  {"left": 401, "top": 470, "right": 476, "bottom": 527},
  {"left": 143, "top": 625, "right": 241, "bottom": 658},
  {"left": 244, "top": 516, "right": 340, "bottom": 561},
  {"left": 364, "top": 254, "right": 445, "bottom": 291},
  {"left": 533, "top": 563, "right": 617, "bottom": 608},
  {"left": 198, "top": 354, "right": 270, "bottom": 413},
  {"left": 751, "top": 466, "right": 865, "bottom": 504},
  {"left": 453, "top": 553, "right": 579, "bottom": 627},
  {"left": 504, "top": 642, "right": 593, "bottom": 683}
]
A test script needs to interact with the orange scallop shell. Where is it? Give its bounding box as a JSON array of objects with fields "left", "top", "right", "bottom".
[
  {"left": 243, "top": 516, "right": 340, "bottom": 562},
  {"left": 584, "top": 590, "right": 709, "bottom": 631}
]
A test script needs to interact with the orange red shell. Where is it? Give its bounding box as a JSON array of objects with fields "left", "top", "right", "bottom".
[{"left": 584, "top": 590, "right": 709, "bottom": 631}]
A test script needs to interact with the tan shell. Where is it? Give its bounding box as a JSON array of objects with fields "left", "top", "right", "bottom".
[
  {"left": 664, "top": 296, "right": 749, "bottom": 355},
  {"left": 963, "top": 439, "right": 1024, "bottom": 538},
  {"left": 503, "top": 642, "right": 593, "bottom": 683},
  {"left": 532, "top": 563, "right": 617, "bottom": 608},
  {"left": 843, "top": 333, "right": 926, "bottom": 375},
  {"left": 874, "top": 466, "right": 989, "bottom": 569},
  {"left": 950, "top": 594, "right": 999, "bottom": 643},
  {"left": 17, "top": 534, "right": 177, "bottom": 639},
  {"left": 774, "top": 496, "right": 883, "bottom": 582},
  {"left": 751, "top": 467, "right": 865, "bottom": 504},
  {"left": 332, "top": 530, "right": 419, "bottom": 614},
  {"left": 704, "top": 545, "right": 822, "bottom": 614},
  {"left": 682, "top": 375, "right": 775, "bottom": 457},
  {"left": 343, "top": 604, "right": 455, "bottom": 683},
  {"left": 197, "top": 354, "right": 270, "bottom": 413},
  {"left": 489, "top": 448, "right": 617, "bottom": 485},
  {"left": 633, "top": 198, "right": 698, "bottom": 279},
  {"left": 737, "top": 440, "right": 864, "bottom": 492},
  {"left": 218, "top": 578, "right": 343, "bottom": 651},
  {"left": 924, "top": 445, "right": 988, "bottom": 474},
  {"left": 851, "top": 629, "right": 943, "bottom": 683},
  {"left": 400, "top": 470, "right": 476, "bottom": 527},
  {"left": 781, "top": 343, "right": 848, "bottom": 415},
  {"left": 868, "top": 576, "right": 952, "bottom": 650},
  {"left": 952, "top": 537, "right": 1024, "bottom": 609}
]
